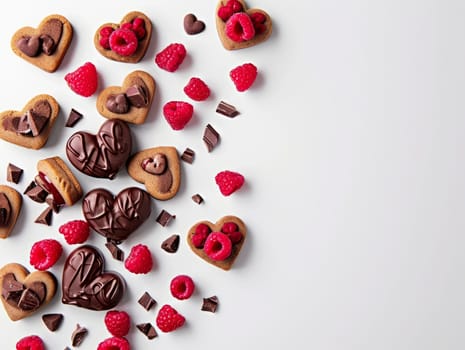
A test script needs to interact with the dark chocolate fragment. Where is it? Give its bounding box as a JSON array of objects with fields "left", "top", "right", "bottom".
[
  {"left": 29, "top": 281, "right": 46, "bottom": 303},
  {"left": 180, "top": 147, "right": 195, "bottom": 164},
  {"left": 191, "top": 193, "right": 204, "bottom": 205},
  {"left": 46, "top": 195, "right": 62, "bottom": 213},
  {"left": 42, "top": 313, "right": 64, "bottom": 331},
  {"left": 0, "top": 193, "right": 11, "bottom": 226},
  {"left": 66, "top": 108, "right": 83, "bottom": 127},
  {"left": 141, "top": 154, "right": 167, "bottom": 175},
  {"left": 17, "top": 35, "right": 41, "bottom": 57},
  {"left": 137, "top": 322, "right": 158, "bottom": 339},
  {"left": 201, "top": 295, "right": 219, "bottom": 313},
  {"left": 40, "top": 18, "right": 63, "bottom": 54},
  {"left": 216, "top": 101, "right": 239, "bottom": 118},
  {"left": 138, "top": 291, "right": 156, "bottom": 311},
  {"left": 7, "top": 163, "right": 23, "bottom": 184},
  {"left": 203, "top": 124, "right": 220, "bottom": 152},
  {"left": 2, "top": 273, "right": 24, "bottom": 304},
  {"left": 106, "top": 94, "right": 129, "bottom": 114},
  {"left": 17, "top": 287, "right": 42, "bottom": 311},
  {"left": 71, "top": 324, "right": 88, "bottom": 347},
  {"left": 126, "top": 84, "right": 148, "bottom": 107},
  {"left": 156, "top": 209, "right": 175, "bottom": 227},
  {"left": 26, "top": 185, "right": 48, "bottom": 203},
  {"left": 161, "top": 234, "right": 180, "bottom": 253},
  {"left": 40, "top": 34, "right": 55, "bottom": 55},
  {"left": 184, "top": 13, "right": 206, "bottom": 35},
  {"left": 35, "top": 206, "right": 53, "bottom": 226},
  {"left": 16, "top": 114, "right": 31, "bottom": 134},
  {"left": 23, "top": 181, "right": 37, "bottom": 195},
  {"left": 105, "top": 241, "right": 124, "bottom": 261},
  {"left": 27, "top": 109, "right": 49, "bottom": 136}
]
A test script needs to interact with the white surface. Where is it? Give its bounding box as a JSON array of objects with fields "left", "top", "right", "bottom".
[{"left": 0, "top": 0, "right": 464, "bottom": 349}]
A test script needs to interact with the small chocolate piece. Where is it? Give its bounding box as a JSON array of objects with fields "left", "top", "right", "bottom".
[
  {"left": 17, "top": 287, "right": 42, "bottom": 311},
  {"left": 46, "top": 195, "right": 61, "bottom": 213},
  {"left": 105, "top": 241, "right": 124, "bottom": 261},
  {"left": 201, "top": 295, "right": 219, "bottom": 313},
  {"left": 191, "top": 193, "right": 204, "bottom": 205},
  {"left": 26, "top": 185, "right": 48, "bottom": 203},
  {"left": 0, "top": 193, "right": 11, "bottom": 226},
  {"left": 126, "top": 84, "right": 148, "bottom": 107},
  {"left": 138, "top": 291, "right": 156, "bottom": 311},
  {"left": 40, "top": 34, "right": 55, "bottom": 55},
  {"left": 184, "top": 13, "right": 206, "bottom": 35},
  {"left": 66, "top": 108, "right": 83, "bottom": 127},
  {"left": 71, "top": 324, "right": 88, "bottom": 347},
  {"left": 27, "top": 109, "right": 49, "bottom": 136},
  {"left": 180, "top": 147, "right": 195, "bottom": 164},
  {"left": 203, "top": 124, "right": 220, "bottom": 152},
  {"left": 141, "top": 154, "right": 167, "bottom": 175},
  {"left": 137, "top": 322, "right": 158, "bottom": 339},
  {"left": 216, "top": 101, "right": 239, "bottom": 118},
  {"left": 7, "top": 163, "right": 23, "bottom": 184},
  {"left": 35, "top": 206, "right": 53, "bottom": 225},
  {"left": 42, "top": 313, "right": 63, "bottom": 331},
  {"left": 16, "top": 114, "right": 31, "bottom": 134},
  {"left": 17, "top": 35, "right": 41, "bottom": 57},
  {"left": 106, "top": 93, "right": 129, "bottom": 114},
  {"left": 29, "top": 281, "right": 46, "bottom": 303},
  {"left": 2, "top": 273, "right": 24, "bottom": 304},
  {"left": 23, "top": 181, "right": 36, "bottom": 195},
  {"left": 161, "top": 234, "right": 180, "bottom": 253},
  {"left": 156, "top": 209, "right": 175, "bottom": 227}
]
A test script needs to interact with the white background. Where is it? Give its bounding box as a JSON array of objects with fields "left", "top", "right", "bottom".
[{"left": 0, "top": 0, "right": 464, "bottom": 349}]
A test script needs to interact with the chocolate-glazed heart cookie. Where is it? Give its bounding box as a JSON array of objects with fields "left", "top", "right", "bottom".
[
  {"left": 66, "top": 119, "right": 132, "bottom": 179},
  {"left": 62, "top": 245, "right": 125, "bottom": 311},
  {"left": 82, "top": 187, "right": 152, "bottom": 243}
]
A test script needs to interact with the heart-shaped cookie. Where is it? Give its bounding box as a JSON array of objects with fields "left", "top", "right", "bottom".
[
  {"left": 0, "top": 185, "right": 22, "bottom": 239},
  {"left": 62, "top": 245, "right": 125, "bottom": 311},
  {"left": 0, "top": 263, "right": 56, "bottom": 321},
  {"left": 11, "top": 14, "right": 73, "bottom": 72},
  {"left": 82, "top": 187, "right": 152, "bottom": 243},
  {"left": 94, "top": 11, "right": 152, "bottom": 63},
  {"left": 187, "top": 216, "right": 246, "bottom": 270},
  {"left": 66, "top": 119, "right": 132, "bottom": 179},
  {"left": 0, "top": 94, "right": 59, "bottom": 150},
  {"left": 127, "top": 146, "right": 181, "bottom": 200},
  {"left": 215, "top": 0, "right": 272, "bottom": 50},
  {"left": 96, "top": 70, "right": 156, "bottom": 124}
]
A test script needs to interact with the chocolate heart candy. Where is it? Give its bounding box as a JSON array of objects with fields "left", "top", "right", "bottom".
[
  {"left": 106, "top": 94, "right": 129, "bottom": 114},
  {"left": 82, "top": 187, "right": 152, "bottom": 242},
  {"left": 66, "top": 119, "right": 132, "bottom": 179},
  {"left": 184, "top": 13, "right": 206, "bottom": 35},
  {"left": 62, "top": 245, "right": 125, "bottom": 311},
  {"left": 17, "top": 35, "right": 41, "bottom": 57}
]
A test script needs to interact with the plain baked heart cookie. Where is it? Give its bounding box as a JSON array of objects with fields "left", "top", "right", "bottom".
[
  {"left": 0, "top": 185, "right": 22, "bottom": 239},
  {"left": 215, "top": 0, "right": 272, "bottom": 50},
  {"left": 127, "top": 146, "right": 181, "bottom": 200},
  {"left": 0, "top": 263, "right": 56, "bottom": 321},
  {"left": 96, "top": 70, "right": 156, "bottom": 124},
  {"left": 94, "top": 11, "right": 152, "bottom": 63},
  {"left": 11, "top": 14, "right": 73, "bottom": 72},
  {"left": 187, "top": 216, "right": 246, "bottom": 270},
  {"left": 0, "top": 94, "right": 59, "bottom": 150}
]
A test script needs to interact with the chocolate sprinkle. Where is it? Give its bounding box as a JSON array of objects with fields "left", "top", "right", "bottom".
[
  {"left": 191, "top": 193, "right": 204, "bottom": 204},
  {"left": 42, "top": 313, "right": 63, "bottom": 331},
  {"left": 6, "top": 163, "right": 23, "bottom": 184},
  {"left": 35, "top": 206, "right": 53, "bottom": 226},
  {"left": 138, "top": 291, "right": 156, "bottom": 311},
  {"left": 181, "top": 147, "right": 195, "bottom": 164},
  {"left": 216, "top": 101, "right": 239, "bottom": 118},
  {"left": 156, "top": 209, "right": 175, "bottom": 227},
  {"left": 161, "top": 234, "right": 180, "bottom": 253},
  {"left": 203, "top": 124, "right": 220, "bottom": 152},
  {"left": 71, "top": 324, "right": 88, "bottom": 347},
  {"left": 105, "top": 241, "right": 124, "bottom": 261},
  {"left": 137, "top": 322, "right": 158, "bottom": 339},
  {"left": 66, "top": 108, "right": 83, "bottom": 127},
  {"left": 201, "top": 295, "right": 219, "bottom": 313}
]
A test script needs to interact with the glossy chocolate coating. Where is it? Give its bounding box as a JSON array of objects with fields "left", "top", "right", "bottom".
[
  {"left": 66, "top": 119, "right": 132, "bottom": 179},
  {"left": 82, "top": 187, "right": 151, "bottom": 242},
  {"left": 61, "top": 245, "right": 125, "bottom": 311}
]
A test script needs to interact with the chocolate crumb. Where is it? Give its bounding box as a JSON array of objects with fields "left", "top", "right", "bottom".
[
  {"left": 216, "top": 101, "right": 239, "bottom": 118},
  {"left": 161, "top": 234, "right": 180, "bottom": 253},
  {"left": 105, "top": 241, "right": 124, "bottom": 261},
  {"left": 66, "top": 108, "right": 83, "bottom": 127},
  {"left": 203, "top": 124, "right": 220, "bottom": 152},
  {"left": 35, "top": 206, "right": 53, "bottom": 226},
  {"left": 71, "top": 324, "right": 88, "bottom": 347},
  {"left": 137, "top": 322, "right": 158, "bottom": 339},
  {"left": 42, "top": 313, "right": 63, "bottom": 332},
  {"left": 181, "top": 147, "right": 195, "bottom": 164},
  {"left": 138, "top": 291, "right": 156, "bottom": 311},
  {"left": 156, "top": 209, "right": 175, "bottom": 227},
  {"left": 191, "top": 193, "right": 204, "bottom": 204},
  {"left": 6, "top": 163, "right": 23, "bottom": 184},
  {"left": 201, "top": 295, "right": 219, "bottom": 313}
]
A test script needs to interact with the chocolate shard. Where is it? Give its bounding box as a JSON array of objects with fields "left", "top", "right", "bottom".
[
  {"left": 191, "top": 193, "right": 203, "bottom": 205},
  {"left": 16, "top": 114, "right": 31, "bottom": 135},
  {"left": 2, "top": 273, "right": 24, "bottom": 304},
  {"left": 180, "top": 147, "right": 195, "bottom": 164},
  {"left": 26, "top": 185, "right": 48, "bottom": 203},
  {"left": 23, "top": 181, "right": 37, "bottom": 195},
  {"left": 161, "top": 234, "right": 180, "bottom": 253},
  {"left": 42, "top": 313, "right": 64, "bottom": 332},
  {"left": 18, "top": 288, "right": 41, "bottom": 311},
  {"left": 27, "top": 109, "right": 49, "bottom": 136},
  {"left": 203, "top": 124, "right": 220, "bottom": 152},
  {"left": 105, "top": 241, "right": 124, "bottom": 261},
  {"left": 216, "top": 101, "right": 239, "bottom": 118},
  {"left": 65, "top": 108, "right": 83, "bottom": 127},
  {"left": 137, "top": 322, "right": 158, "bottom": 339},
  {"left": 138, "top": 291, "right": 156, "bottom": 311},
  {"left": 7, "top": 163, "right": 23, "bottom": 184},
  {"left": 201, "top": 295, "right": 219, "bottom": 313},
  {"left": 71, "top": 324, "right": 88, "bottom": 347},
  {"left": 46, "top": 195, "right": 62, "bottom": 213},
  {"left": 156, "top": 209, "right": 175, "bottom": 227},
  {"left": 35, "top": 206, "right": 53, "bottom": 226},
  {"left": 126, "top": 84, "right": 148, "bottom": 107}
]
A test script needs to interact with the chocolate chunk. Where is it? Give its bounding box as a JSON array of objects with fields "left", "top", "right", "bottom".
[
  {"left": 16, "top": 114, "right": 31, "bottom": 134},
  {"left": 138, "top": 291, "right": 156, "bottom": 311},
  {"left": 0, "top": 193, "right": 11, "bottom": 226},
  {"left": 29, "top": 281, "right": 46, "bottom": 303},
  {"left": 161, "top": 234, "right": 180, "bottom": 253},
  {"left": 46, "top": 195, "right": 62, "bottom": 213},
  {"left": 27, "top": 109, "right": 49, "bottom": 136},
  {"left": 42, "top": 313, "right": 63, "bottom": 331},
  {"left": 2, "top": 273, "right": 24, "bottom": 304},
  {"left": 191, "top": 193, "right": 204, "bottom": 204},
  {"left": 40, "top": 34, "right": 56, "bottom": 55},
  {"left": 17, "top": 35, "right": 41, "bottom": 57},
  {"left": 201, "top": 295, "right": 219, "bottom": 313},
  {"left": 156, "top": 209, "right": 175, "bottom": 227},
  {"left": 105, "top": 241, "right": 124, "bottom": 261},
  {"left": 18, "top": 287, "right": 41, "bottom": 311},
  {"left": 216, "top": 101, "right": 239, "bottom": 118},
  {"left": 71, "top": 324, "right": 88, "bottom": 347},
  {"left": 137, "top": 322, "right": 158, "bottom": 339},
  {"left": 181, "top": 148, "right": 195, "bottom": 164},
  {"left": 35, "top": 206, "right": 53, "bottom": 226},
  {"left": 141, "top": 154, "right": 167, "bottom": 175},
  {"left": 41, "top": 18, "right": 63, "bottom": 51},
  {"left": 106, "top": 94, "right": 129, "bottom": 114},
  {"left": 184, "top": 13, "right": 206, "bottom": 35},
  {"left": 7, "top": 163, "right": 23, "bottom": 184},
  {"left": 66, "top": 108, "right": 83, "bottom": 127},
  {"left": 203, "top": 124, "right": 220, "bottom": 152},
  {"left": 23, "top": 181, "right": 37, "bottom": 195},
  {"left": 26, "top": 185, "right": 48, "bottom": 203},
  {"left": 126, "top": 84, "right": 148, "bottom": 107}
]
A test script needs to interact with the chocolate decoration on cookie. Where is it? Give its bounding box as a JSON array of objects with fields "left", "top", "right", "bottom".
[
  {"left": 142, "top": 154, "right": 167, "bottom": 175},
  {"left": 62, "top": 245, "right": 125, "bottom": 311},
  {"left": 82, "top": 187, "right": 151, "bottom": 243},
  {"left": 17, "top": 35, "right": 41, "bottom": 57},
  {"left": 66, "top": 119, "right": 132, "bottom": 179},
  {"left": 126, "top": 84, "right": 148, "bottom": 107},
  {"left": 0, "top": 193, "right": 11, "bottom": 227},
  {"left": 106, "top": 94, "right": 129, "bottom": 114},
  {"left": 0, "top": 186, "right": 22, "bottom": 239}
]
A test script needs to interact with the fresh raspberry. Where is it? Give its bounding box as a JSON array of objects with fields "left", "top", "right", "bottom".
[
  {"left": 99, "top": 26, "right": 114, "bottom": 49},
  {"left": 170, "top": 275, "right": 195, "bottom": 300},
  {"left": 225, "top": 12, "right": 255, "bottom": 42},
  {"left": 191, "top": 223, "right": 211, "bottom": 248},
  {"left": 104, "top": 310, "right": 131, "bottom": 337},
  {"left": 227, "top": 230, "right": 243, "bottom": 244},
  {"left": 155, "top": 43, "right": 187, "bottom": 72},
  {"left": 250, "top": 12, "right": 267, "bottom": 34},
  {"left": 221, "top": 222, "right": 244, "bottom": 244},
  {"left": 121, "top": 18, "right": 146, "bottom": 40},
  {"left": 163, "top": 101, "right": 194, "bottom": 130},
  {"left": 124, "top": 244, "right": 153, "bottom": 274},
  {"left": 109, "top": 28, "right": 138, "bottom": 56},
  {"left": 229, "top": 63, "right": 258, "bottom": 92},
  {"left": 203, "top": 232, "right": 232, "bottom": 261},
  {"left": 97, "top": 337, "right": 130, "bottom": 350},
  {"left": 64, "top": 62, "right": 98, "bottom": 97},
  {"left": 227, "top": 0, "right": 244, "bottom": 12},
  {"left": 217, "top": 5, "right": 234, "bottom": 21},
  {"left": 183, "top": 77, "right": 211, "bottom": 101},
  {"left": 29, "top": 239, "right": 62, "bottom": 271},
  {"left": 16, "top": 335, "right": 44, "bottom": 350},
  {"left": 58, "top": 219, "right": 90, "bottom": 244},
  {"left": 156, "top": 304, "right": 185, "bottom": 333},
  {"left": 215, "top": 170, "right": 245, "bottom": 196}
]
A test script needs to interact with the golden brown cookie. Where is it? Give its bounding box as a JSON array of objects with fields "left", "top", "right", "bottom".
[
  {"left": 11, "top": 14, "right": 73, "bottom": 73},
  {"left": 215, "top": 0, "right": 272, "bottom": 50},
  {"left": 0, "top": 263, "right": 57, "bottom": 321},
  {"left": 0, "top": 185, "right": 22, "bottom": 239},
  {"left": 127, "top": 146, "right": 181, "bottom": 200},
  {"left": 36, "top": 156, "right": 82, "bottom": 206},
  {"left": 0, "top": 94, "right": 59, "bottom": 150},
  {"left": 187, "top": 216, "right": 247, "bottom": 270},
  {"left": 96, "top": 70, "right": 156, "bottom": 124},
  {"left": 94, "top": 11, "right": 152, "bottom": 63}
]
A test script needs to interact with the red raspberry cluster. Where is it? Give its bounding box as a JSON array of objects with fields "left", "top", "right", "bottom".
[{"left": 99, "top": 17, "right": 146, "bottom": 56}]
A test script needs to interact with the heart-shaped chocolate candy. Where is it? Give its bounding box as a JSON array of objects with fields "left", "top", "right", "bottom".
[
  {"left": 82, "top": 187, "right": 152, "bottom": 243},
  {"left": 62, "top": 245, "right": 125, "bottom": 311},
  {"left": 184, "top": 13, "right": 206, "bottom": 35},
  {"left": 66, "top": 119, "right": 132, "bottom": 179},
  {"left": 215, "top": 0, "right": 272, "bottom": 50},
  {"left": 187, "top": 216, "right": 247, "bottom": 270},
  {"left": 0, "top": 263, "right": 56, "bottom": 321}
]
